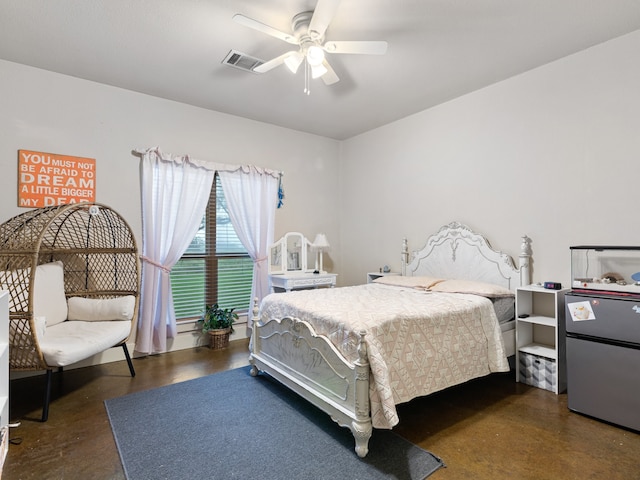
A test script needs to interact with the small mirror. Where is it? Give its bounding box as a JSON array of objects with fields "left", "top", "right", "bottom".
[
  {"left": 286, "top": 233, "right": 303, "bottom": 271},
  {"left": 268, "top": 232, "right": 313, "bottom": 274},
  {"left": 269, "top": 242, "right": 283, "bottom": 274}
]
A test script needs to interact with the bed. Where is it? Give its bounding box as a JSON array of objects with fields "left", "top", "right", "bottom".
[{"left": 249, "top": 222, "right": 532, "bottom": 457}]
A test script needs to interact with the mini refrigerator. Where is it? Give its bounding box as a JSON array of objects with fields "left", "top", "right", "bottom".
[{"left": 566, "top": 246, "right": 640, "bottom": 431}]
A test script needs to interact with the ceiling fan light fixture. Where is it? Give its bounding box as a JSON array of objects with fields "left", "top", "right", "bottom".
[
  {"left": 233, "top": 5, "right": 388, "bottom": 94},
  {"left": 306, "top": 45, "right": 325, "bottom": 66},
  {"left": 284, "top": 51, "right": 304, "bottom": 73}
]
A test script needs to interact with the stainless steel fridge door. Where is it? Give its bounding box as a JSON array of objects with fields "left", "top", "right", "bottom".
[
  {"left": 567, "top": 336, "right": 640, "bottom": 431},
  {"left": 565, "top": 294, "right": 640, "bottom": 344}
]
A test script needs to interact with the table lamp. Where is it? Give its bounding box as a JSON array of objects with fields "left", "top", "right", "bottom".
[{"left": 312, "top": 233, "right": 330, "bottom": 273}]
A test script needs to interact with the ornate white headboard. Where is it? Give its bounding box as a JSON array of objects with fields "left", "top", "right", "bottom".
[{"left": 402, "top": 222, "right": 531, "bottom": 291}]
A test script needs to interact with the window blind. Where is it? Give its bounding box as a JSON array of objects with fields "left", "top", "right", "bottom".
[{"left": 171, "top": 174, "right": 253, "bottom": 319}]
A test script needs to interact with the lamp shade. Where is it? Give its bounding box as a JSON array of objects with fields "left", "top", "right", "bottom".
[
  {"left": 284, "top": 51, "right": 304, "bottom": 73},
  {"left": 312, "top": 233, "right": 330, "bottom": 273},
  {"left": 312, "top": 233, "right": 330, "bottom": 250},
  {"left": 310, "top": 63, "right": 328, "bottom": 79}
]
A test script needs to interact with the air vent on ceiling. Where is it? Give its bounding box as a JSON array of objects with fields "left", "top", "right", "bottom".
[{"left": 222, "top": 50, "right": 264, "bottom": 73}]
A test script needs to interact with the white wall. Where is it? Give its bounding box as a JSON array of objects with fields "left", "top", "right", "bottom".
[
  {"left": 0, "top": 60, "right": 341, "bottom": 246},
  {"left": 339, "top": 30, "right": 640, "bottom": 288},
  {"left": 0, "top": 59, "right": 341, "bottom": 359},
  {"left": 3, "top": 28, "right": 640, "bottom": 361}
]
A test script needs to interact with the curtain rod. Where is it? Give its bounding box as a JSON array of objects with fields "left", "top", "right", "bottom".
[{"left": 132, "top": 147, "right": 283, "bottom": 178}]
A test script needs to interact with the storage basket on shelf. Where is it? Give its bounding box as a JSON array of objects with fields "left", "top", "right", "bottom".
[
  {"left": 519, "top": 352, "right": 557, "bottom": 392},
  {"left": 0, "top": 202, "right": 140, "bottom": 421}
]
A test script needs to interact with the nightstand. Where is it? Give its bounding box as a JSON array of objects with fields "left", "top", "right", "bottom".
[
  {"left": 366, "top": 272, "right": 400, "bottom": 283},
  {"left": 269, "top": 272, "right": 337, "bottom": 292},
  {"left": 515, "top": 285, "right": 568, "bottom": 394}
]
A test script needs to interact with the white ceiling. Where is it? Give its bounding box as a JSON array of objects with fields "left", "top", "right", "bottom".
[{"left": 2, "top": 1, "right": 640, "bottom": 140}]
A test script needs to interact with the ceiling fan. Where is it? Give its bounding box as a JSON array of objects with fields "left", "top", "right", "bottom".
[{"left": 233, "top": 0, "right": 387, "bottom": 93}]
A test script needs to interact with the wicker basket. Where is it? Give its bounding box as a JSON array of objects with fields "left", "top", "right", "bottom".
[{"left": 208, "top": 328, "right": 231, "bottom": 350}]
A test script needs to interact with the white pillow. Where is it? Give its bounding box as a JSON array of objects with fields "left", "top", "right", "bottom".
[
  {"left": 67, "top": 295, "right": 135, "bottom": 321},
  {"left": 373, "top": 275, "right": 444, "bottom": 289},
  {"left": 429, "top": 279, "right": 514, "bottom": 298},
  {"left": 33, "top": 261, "right": 68, "bottom": 327}
]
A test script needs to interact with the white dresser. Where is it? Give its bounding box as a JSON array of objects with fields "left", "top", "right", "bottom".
[{"left": 269, "top": 272, "right": 337, "bottom": 292}]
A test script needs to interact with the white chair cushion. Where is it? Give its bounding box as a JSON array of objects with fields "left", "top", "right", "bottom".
[
  {"left": 67, "top": 296, "right": 135, "bottom": 321},
  {"left": 34, "top": 316, "right": 47, "bottom": 339},
  {"left": 33, "top": 261, "right": 68, "bottom": 327},
  {"left": 38, "top": 320, "right": 131, "bottom": 367}
]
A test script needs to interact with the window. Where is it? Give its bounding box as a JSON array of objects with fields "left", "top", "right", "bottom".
[{"left": 170, "top": 174, "right": 253, "bottom": 319}]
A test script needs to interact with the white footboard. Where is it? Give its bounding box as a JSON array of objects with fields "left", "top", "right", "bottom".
[{"left": 249, "top": 314, "right": 372, "bottom": 457}]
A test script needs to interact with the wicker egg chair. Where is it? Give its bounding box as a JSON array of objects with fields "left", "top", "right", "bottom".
[{"left": 0, "top": 202, "right": 139, "bottom": 421}]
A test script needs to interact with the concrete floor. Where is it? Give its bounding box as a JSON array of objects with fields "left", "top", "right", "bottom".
[{"left": 4, "top": 339, "right": 640, "bottom": 479}]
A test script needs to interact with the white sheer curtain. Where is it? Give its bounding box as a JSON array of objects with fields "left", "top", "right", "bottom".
[
  {"left": 218, "top": 166, "right": 279, "bottom": 325},
  {"left": 136, "top": 147, "right": 215, "bottom": 354}
]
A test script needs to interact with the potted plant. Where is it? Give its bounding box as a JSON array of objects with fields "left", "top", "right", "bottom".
[{"left": 198, "top": 303, "right": 238, "bottom": 350}]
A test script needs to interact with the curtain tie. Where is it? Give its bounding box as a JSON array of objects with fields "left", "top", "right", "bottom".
[
  {"left": 254, "top": 257, "right": 268, "bottom": 271},
  {"left": 140, "top": 255, "right": 172, "bottom": 274}
]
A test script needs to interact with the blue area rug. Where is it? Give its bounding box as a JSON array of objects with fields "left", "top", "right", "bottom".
[{"left": 105, "top": 367, "right": 444, "bottom": 480}]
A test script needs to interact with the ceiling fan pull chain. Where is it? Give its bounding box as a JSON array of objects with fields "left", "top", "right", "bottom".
[{"left": 304, "top": 58, "right": 310, "bottom": 95}]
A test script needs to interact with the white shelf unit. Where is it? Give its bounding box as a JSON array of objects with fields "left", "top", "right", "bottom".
[
  {"left": 0, "top": 290, "right": 8, "bottom": 470},
  {"left": 515, "top": 285, "right": 568, "bottom": 394}
]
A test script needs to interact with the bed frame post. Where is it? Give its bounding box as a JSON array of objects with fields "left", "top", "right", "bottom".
[
  {"left": 401, "top": 238, "right": 409, "bottom": 276},
  {"left": 251, "top": 296, "right": 260, "bottom": 325},
  {"left": 351, "top": 330, "right": 372, "bottom": 458},
  {"left": 249, "top": 297, "right": 260, "bottom": 376},
  {"left": 519, "top": 235, "right": 532, "bottom": 286}
]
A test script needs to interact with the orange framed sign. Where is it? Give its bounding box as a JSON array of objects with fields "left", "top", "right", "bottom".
[{"left": 18, "top": 150, "right": 96, "bottom": 207}]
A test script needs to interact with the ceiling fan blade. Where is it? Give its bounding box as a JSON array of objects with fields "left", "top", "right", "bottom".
[
  {"left": 253, "top": 52, "right": 296, "bottom": 73},
  {"left": 323, "top": 41, "right": 388, "bottom": 55},
  {"left": 321, "top": 59, "right": 339, "bottom": 85},
  {"left": 233, "top": 14, "right": 299, "bottom": 45},
  {"left": 308, "top": 0, "right": 341, "bottom": 39}
]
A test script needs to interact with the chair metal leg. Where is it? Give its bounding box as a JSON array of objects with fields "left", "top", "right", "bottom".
[
  {"left": 122, "top": 344, "right": 136, "bottom": 377},
  {"left": 40, "top": 345, "right": 134, "bottom": 422},
  {"left": 41, "top": 369, "right": 53, "bottom": 422}
]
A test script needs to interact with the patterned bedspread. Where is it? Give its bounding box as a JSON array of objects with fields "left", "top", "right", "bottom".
[{"left": 259, "top": 283, "right": 510, "bottom": 429}]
